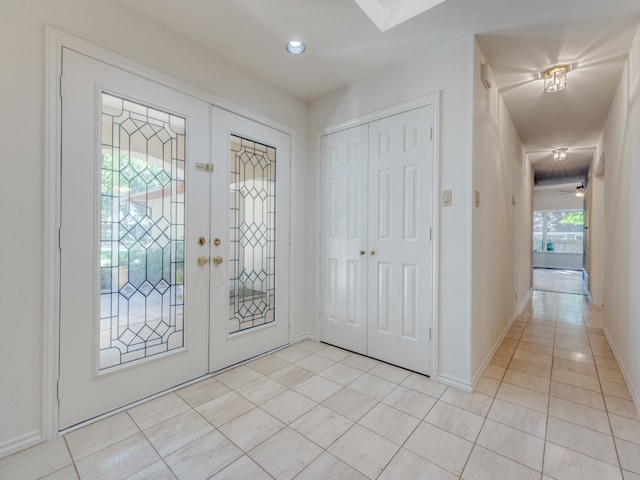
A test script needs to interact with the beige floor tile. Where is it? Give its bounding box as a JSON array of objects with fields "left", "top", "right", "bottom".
[
  {"left": 74, "top": 433, "right": 159, "bottom": 480},
  {"left": 424, "top": 401, "right": 484, "bottom": 442},
  {"left": 348, "top": 373, "right": 397, "bottom": 401},
  {"left": 504, "top": 331, "right": 522, "bottom": 341},
  {"left": 273, "top": 345, "right": 312, "bottom": 363},
  {"left": 483, "top": 365, "right": 506, "bottom": 381},
  {"left": 217, "top": 408, "right": 284, "bottom": 451},
  {"left": 340, "top": 353, "right": 380, "bottom": 372},
  {"left": 195, "top": 391, "right": 254, "bottom": 427},
  {"left": 601, "top": 379, "right": 633, "bottom": 400},
  {"left": 496, "top": 383, "right": 548, "bottom": 414},
  {"left": 548, "top": 396, "right": 611, "bottom": 434},
  {"left": 316, "top": 345, "right": 352, "bottom": 362},
  {"left": 595, "top": 356, "right": 621, "bottom": 370},
  {"left": 503, "top": 369, "right": 550, "bottom": 394},
  {"left": 236, "top": 375, "right": 288, "bottom": 404},
  {"left": 475, "top": 376, "right": 500, "bottom": 396},
  {"left": 359, "top": 403, "right": 421, "bottom": 444},
  {"left": 260, "top": 389, "right": 317, "bottom": 424},
  {"left": 210, "top": 456, "right": 271, "bottom": 480},
  {"left": 328, "top": 424, "right": 400, "bottom": 479},
  {"left": 520, "top": 334, "right": 555, "bottom": 347},
  {"left": 293, "top": 375, "right": 343, "bottom": 403},
  {"left": 322, "top": 387, "right": 378, "bottom": 421},
  {"left": 175, "top": 377, "right": 231, "bottom": 407},
  {"left": 401, "top": 372, "right": 448, "bottom": 398},
  {"left": 40, "top": 464, "right": 80, "bottom": 480},
  {"left": 591, "top": 344, "right": 615, "bottom": 359},
  {"left": 404, "top": 422, "right": 473, "bottom": 476},
  {"left": 598, "top": 366, "right": 626, "bottom": 384},
  {"left": 268, "top": 363, "right": 315, "bottom": 388},
  {"left": 0, "top": 437, "right": 72, "bottom": 480},
  {"left": 554, "top": 348, "right": 595, "bottom": 365},
  {"left": 382, "top": 385, "right": 437, "bottom": 419},
  {"left": 65, "top": 412, "right": 140, "bottom": 461},
  {"left": 164, "top": 430, "right": 242, "bottom": 480},
  {"left": 369, "top": 362, "right": 412, "bottom": 384},
  {"left": 215, "top": 365, "right": 262, "bottom": 390},
  {"left": 246, "top": 354, "right": 290, "bottom": 375},
  {"left": 550, "top": 381, "right": 605, "bottom": 410},
  {"left": 128, "top": 393, "right": 191, "bottom": 431},
  {"left": 318, "top": 363, "right": 364, "bottom": 385},
  {"left": 509, "top": 358, "right": 552, "bottom": 379},
  {"left": 518, "top": 341, "right": 554, "bottom": 356},
  {"left": 496, "top": 344, "right": 516, "bottom": 357},
  {"left": 461, "top": 445, "right": 540, "bottom": 480},
  {"left": 290, "top": 405, "right": 353, "bottom": 448},
  {"left": 378, "top": 448, "right": 457, "bottom": 480},
  {"left": 476, "top": 419, "right": 544, "bottom": 471},
  {"left": 553, "top": 357, "right": 598, "bottom": 377},
  {"left": 295, "top": 451, "right": 367, "bottom": 480},
  {"left": 623, "top": 470, "right": 640, "bottom": 480},
  {"left": 440, "top": 387, "right": 493, "bottom": 416},
  {"left": 249, "top": 427, "right": 322, "bottom": 480},
  {"left": 610, "top": 413, "right": 640, "bottom": 444},
  {"left": 487, "top": 398, "right": 547, "bottom": 438},
  {"left": 546, "top": 416, "right": 618, "bottom": 465},
  {"left": 144, "top": 409, "right": 214, "bottom": 457},
  {"left": 605, "top": 395, "right": 640, "bottom": 420},
  {"left": 490, "top": 353, "right": 511, "bottom": 367},
  {"left": 295, "top": 353, "right": 336, "bottom": 373},
  {"left": 617, "top": 438, "right": 640, "bottom": 475},
  {"left": 543, "top": 442, "right": 622, "bottom": 480},
  {"left": 552, "top": 368, "right": 602, "bottom": 392},
  {"left": 513, "top": 349, "right": 553, "bottom": 367},
  {"left": 296, "top": 339, "right": 327, "bottom": 353},
  {"left": 126, "top": 461, "right": 176, "bottom": 480}
]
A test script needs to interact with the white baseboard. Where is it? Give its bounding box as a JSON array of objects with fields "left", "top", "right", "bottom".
[
  {"left": 603, "top": 328, "right": 640, "bottom": 418},
  {"left": 294, "top": 332, "right": 317, "bottom": 343},
  {"left": 471, "top": 288, "right": 533, "bottom": 390},
  {"left": 0, "top": 431, "right": 43, "bottom": 459},
  {"left": 436, "top": 373, "right": 472, "bottom": 393}
]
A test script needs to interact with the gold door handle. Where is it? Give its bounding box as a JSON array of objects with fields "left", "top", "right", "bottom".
[
  {"left": 212, "top": 256, "right": 223, "bottom": 265},
  {"left": 370, "top": 250, "right": 376, "bottom": 256},
  {"left": 197, "top": 256, "right": 209, "bottom": 266},
  {"left": 360, "top": 250, "right": 366, "bottom": 256}
]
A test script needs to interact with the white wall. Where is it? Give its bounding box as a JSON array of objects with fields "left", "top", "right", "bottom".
[
  {"left": 310, "top": 37, "right": 474, "bottom": 388},
  {"left": 600, "top": 25, "right": 640, "bottom": 412},
  {"left": 470, "top": 42, "right": 532, "bottom": 383},
  {"left": 0, "top": 0, "right": 312, "bottom": 454},
  {"left": 588, "top": 166, "right": 605, "bottom": 305},
  {"left": 534, "top": 188, "right": 585, "bottom": 211}
]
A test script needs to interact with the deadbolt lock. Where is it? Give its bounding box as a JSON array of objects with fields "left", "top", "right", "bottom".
[
  {"left": 198, "top": 237, "right": 206, "bottom": 246},
  {"left": 213, "top": 238, "right": 221, "bottom": 246}
]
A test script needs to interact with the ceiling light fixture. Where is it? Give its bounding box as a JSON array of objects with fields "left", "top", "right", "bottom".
[
  {"left": 542, "top": 65, "right": 569, "bottom": 93},
  {"left": 552, "top": 148, "right": 567, "bottom": 161},
  {"left": 286, "top": 41, "right": 305, "bottom": 55},
  {"left": 576, "top": 182, "right": 585, "bottom": 198}
]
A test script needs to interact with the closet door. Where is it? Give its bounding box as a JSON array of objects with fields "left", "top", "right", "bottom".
[
  {"left": 319, "top": 125, "right": 369, "bottom": 354},
  {"left": 367, "top": 107, "right": 432, "bottom": 374}
]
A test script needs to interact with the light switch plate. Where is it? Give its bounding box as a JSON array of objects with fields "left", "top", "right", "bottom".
[{"left": 442, "top": 190, "right": 452, "bottom": 207}]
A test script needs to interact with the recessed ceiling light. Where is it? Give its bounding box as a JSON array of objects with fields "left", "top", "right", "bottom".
[{"left": 286, "top": 41, "right": 305, "bottom": 55}]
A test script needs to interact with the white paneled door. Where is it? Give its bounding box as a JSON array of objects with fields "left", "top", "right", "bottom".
[
  {"left": 59, "top": 48, "right": 289, "bottom": 429},
  {"left": 320, "top": 107, "right": 433, "bottom": 374}
]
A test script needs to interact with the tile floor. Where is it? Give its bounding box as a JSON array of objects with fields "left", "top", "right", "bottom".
[
  {"left": 533, "top": 268, "right": 587, "bottom": 296},
  {"left": 2, "top": 290, "right": 640, "bottom": 479}
]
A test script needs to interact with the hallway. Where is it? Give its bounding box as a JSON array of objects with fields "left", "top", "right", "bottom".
[
  {"left": 533, "top": 268, "right": 588, "bottom": 296},
  {"left": 1, "top": 291, "right": 639, "bottom": 479}
]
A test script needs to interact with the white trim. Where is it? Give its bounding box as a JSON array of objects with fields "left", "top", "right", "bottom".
[
  {"left": 0, "top": 431, "right": 43, "bottom": 460},
  {"left": 471, "top": 288, "right": 533, "bottom": 390},
  {"left": 314, "top": 92, "right": 440, "bottom": 377},
  {"left": 44, "top": 26, "right": 296, "bottom": 440},
  {"left": 293, "top": 333, "right": 317, "bottom": 343},
  {"left": 604, "top": 328, "right": 640, "bottom": 418},
  {"left": 436, "top": 373, "right": 472, "bottom": 393}
]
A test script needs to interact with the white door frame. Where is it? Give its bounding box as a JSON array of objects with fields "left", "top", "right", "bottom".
[
  {"left": 44, "top": 27, "right": 295, "bottom": 440},
  {"left": 314, "top": 94, "right": 441, "bottom": 380}
]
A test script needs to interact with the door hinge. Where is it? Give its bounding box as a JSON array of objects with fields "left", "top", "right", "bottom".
[
  {"left": 429, "top": 327, "right": 432, "bottom": 340},
  {"left": 196, "top": 163, "right": 215, "bottom": 173},
  {"left": 429, "top": 227, "right": 432, "bottom": 241},
  {"left": 430, "top": 127, "right": 433, "bottom": 141},
  {"left": 57, "top": 378, "right": 61, "bottom": 400},
  {"left": 59, "top": 76, "right": 64, "bottom": 99},
  {"left": 58, "top": 227, "right": 62, "bottom": 250}
]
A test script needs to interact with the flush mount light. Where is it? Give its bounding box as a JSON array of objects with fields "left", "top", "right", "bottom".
[
  {"left": 576, "top": 182, "right": 585, "bottom": 197},
  {"left": 542, "top": 64, "right": 570, "bottom": 93},
  {"left": 552, "top": 148, "right": 567, "bottom": 161},
  {"left": 286, "top": 41, "right": 305, "bottom": 55}
]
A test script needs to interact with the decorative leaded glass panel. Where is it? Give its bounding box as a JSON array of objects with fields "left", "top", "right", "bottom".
[
  {"left": 99, "top": 92, "right": 185, "bottom": 370},
  {"left": 229, "top": 135, "right": 276, "bottom": 334}
]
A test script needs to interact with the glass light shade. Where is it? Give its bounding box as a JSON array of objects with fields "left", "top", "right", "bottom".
[
  {"left": 286, "top": 41, "right": 305, "bottom": 55},
  {"left": 544, "top": 66, "right": 567, "bottom": 93},
  {"left": 552, "top": 148, "right": 567, "bottom": 161}
]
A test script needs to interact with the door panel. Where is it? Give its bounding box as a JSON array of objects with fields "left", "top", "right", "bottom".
[
  {"left": 209, "top": 107, "right": 290, "bottom": 372},
  {"left": 320, "top": 125, "right": 368, "bottom": 354},
  {"left": 59, "top": 49, "right": 210, "bottom": 428},
  {"left": 367, "top": 107, "right": 432, "bottom": 374}
]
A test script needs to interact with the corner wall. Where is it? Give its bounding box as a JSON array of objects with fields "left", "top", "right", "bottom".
[
  {"left": 470, "top": 41, "right": 532, "bottom": 382},
  {"left": 600, "top": 25, "right": 640, "bottom": 412},
  {"left": 0, "top": 0, "right": 311, "bottom": 455},
  {"left": 310, "top": 37, "right": 474, "bottom": 388}
]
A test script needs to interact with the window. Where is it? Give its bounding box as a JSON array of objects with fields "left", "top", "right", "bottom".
[{"left": 533, "top": 209, "right": 584, "bottom": 253}]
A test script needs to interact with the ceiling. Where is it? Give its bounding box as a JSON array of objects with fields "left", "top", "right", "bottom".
[{"left": 117, "top": 0, "right": 640, "bottom": 185}]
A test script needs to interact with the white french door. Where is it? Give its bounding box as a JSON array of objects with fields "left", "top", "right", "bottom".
[
  {"left": 320, "top": 106, "right": 433, "bottom": 374},
  {"left": 58, "top": 49, "right": 289, "bottom": 429}
]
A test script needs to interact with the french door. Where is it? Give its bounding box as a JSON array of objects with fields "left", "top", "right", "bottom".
[
  {"left": 320, "top": 107, "right": 433, "bottom": 374},
  {"left": 58, "top": 48, "right": 289, "bottom": 429}
]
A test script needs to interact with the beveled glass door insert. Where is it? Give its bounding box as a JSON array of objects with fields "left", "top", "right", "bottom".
[
  {"left": 228, "top": 135, "right": 276, "bottom": 334},
  {"left": 99, "top": 93, "right": 186, "bottom": 370}
]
